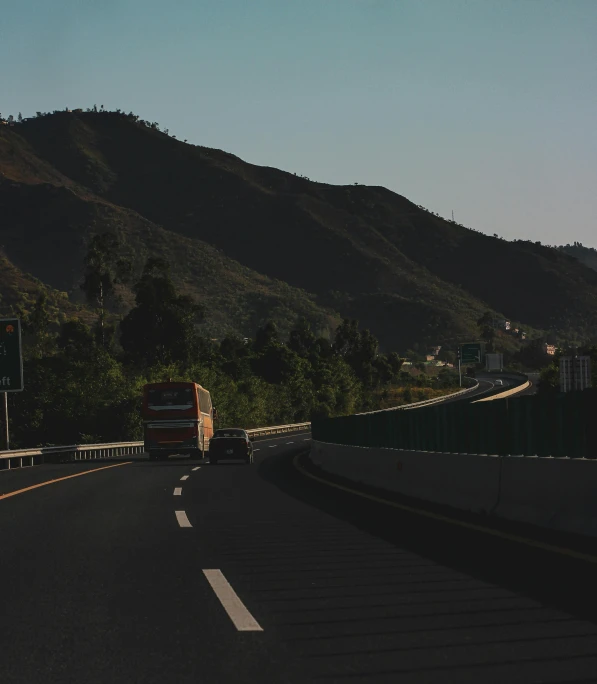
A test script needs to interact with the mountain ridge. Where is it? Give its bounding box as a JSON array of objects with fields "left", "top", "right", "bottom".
[{"left": 2, "top": 108, "right": 597, "bottom": 349}]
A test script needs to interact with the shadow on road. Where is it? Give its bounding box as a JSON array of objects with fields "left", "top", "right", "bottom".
[{"left": 257, "top": 448, "right": 597, "bottom": 628}]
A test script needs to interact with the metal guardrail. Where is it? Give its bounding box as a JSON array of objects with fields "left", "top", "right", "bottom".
[
  {"left": 248, "top": 422, "right": 311, "bottom": 438},
  {"left": 0, "top": 442, "right": 146, "bottom": 469},
  {"left": 0, "top": 423, "right": 313, "bottom": 470},
  {"left": 355, "top": 378, "right": 480, "bottom": 416}
]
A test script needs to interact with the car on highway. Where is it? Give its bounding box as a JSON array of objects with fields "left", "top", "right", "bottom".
[{"left": 209, "top": 428, "right": 254, "bottom": 465}]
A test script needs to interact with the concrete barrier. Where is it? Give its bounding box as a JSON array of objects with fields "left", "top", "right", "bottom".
[
  {"left": 310, "top": 441, "right": 501, "bottom": 515},
  {"left": 310, "top": 442, "right": 597, "bottom": 538},
  {"left": 473, "top": 381, "right": 530, "bottom": 403},
  {"left": 494, "top": 456, "right": 597, "bottom": 537}
]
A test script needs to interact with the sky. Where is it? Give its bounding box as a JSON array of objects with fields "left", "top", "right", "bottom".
[{"left": 1, "top": 0, "right": 596, "bottom": 247}]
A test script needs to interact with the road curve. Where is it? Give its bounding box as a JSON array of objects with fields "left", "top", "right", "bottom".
[{"left": 1, "top": 433, "right": 596, "bottom": 683}]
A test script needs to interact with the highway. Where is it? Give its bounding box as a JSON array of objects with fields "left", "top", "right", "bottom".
[
  {"left": 435, "top": 377, "right": 500, "bottom": 404},
  {"left": 2, "top": 432, "right": 597, "bottom": 683}
]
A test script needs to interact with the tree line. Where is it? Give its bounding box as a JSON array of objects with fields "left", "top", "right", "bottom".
[{"left": 6, "top": 233, "right": 460, "bottom": 448}]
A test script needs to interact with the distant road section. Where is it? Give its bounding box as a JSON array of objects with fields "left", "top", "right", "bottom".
[{"left": 437, "top": 378, "right": 496, "bottom": 404}]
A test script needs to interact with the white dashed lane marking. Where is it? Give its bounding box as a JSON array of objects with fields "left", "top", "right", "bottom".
[
  {"left": 202, "top": 570, "right": 263, "bottom": 632},
  {"left": 175, "top": 511, "right": 192, "bottom": 528},
  {"left": 192, "top": 467, "right": 201, "bottom": 471},
  {"left": 174, "top": 487, "right": 182, "bottom": 496},
  {"left": 180, "top": 475, "right": 189, "bottom": 481}
]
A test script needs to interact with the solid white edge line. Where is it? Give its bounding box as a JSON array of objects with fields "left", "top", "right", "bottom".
[
  {"left": 174, "top": 487, "right": 182, "bottom": 496},
  {"left": 202, "top": 569, "right": 263, "bottom": 632},
  {"left": 180, "top": 475, "right": 189, "bottom": 481},
  {"left": 175, "top": 510, "right": 192, "bottom": 528}
]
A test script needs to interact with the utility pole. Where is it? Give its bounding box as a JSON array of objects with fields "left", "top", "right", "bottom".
[
  {"left": 3, "top": 392, "right": 8, "bottom": 450},
  {"left": 457, "top": 347, "right": 462, "bottom": 387}
]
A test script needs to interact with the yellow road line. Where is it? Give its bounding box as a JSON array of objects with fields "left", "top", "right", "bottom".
[
  {"left": 0, "top": 461, "right": 132, "bottom": 501},
  {"left": 293, "top": 453, "right": 597, "bottom": 565},
  {"left": 473, "top": 380, "right": 530, "bottom": 402}
]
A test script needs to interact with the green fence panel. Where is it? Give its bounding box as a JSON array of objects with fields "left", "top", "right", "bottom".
[{"left": 314, "top": 388, "right": 596, "bottom": 459}]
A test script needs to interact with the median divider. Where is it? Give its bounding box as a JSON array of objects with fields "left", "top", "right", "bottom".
[
  {"left": 310, "top": 441, "right": 501, "bottom": 515},
  {"left": 309, "top": 441, "right": 597, "bottom": 539},
  {"left": 494, "top": 456, "right": 597, "bottom": 538}
]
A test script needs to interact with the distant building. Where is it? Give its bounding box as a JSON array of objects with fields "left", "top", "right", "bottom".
[
  {"left": 73, "top": 108, "right": 83, "bottom": 113},
  {"left": 425, "top": 355, "right": 436, "bottom": 362},
  {"left": 428, "top": 345, "right": 441, "bottom": 357},
  {"left": 560, "top": 356, "right": 592, "bottom": 392},
  {"left": 543, "top": 343, "right": 557, "bottom": 356}
]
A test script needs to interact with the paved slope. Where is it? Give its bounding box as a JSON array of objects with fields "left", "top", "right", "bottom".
[{"left": 1, "top": 432, "right": 596, "bottom": 683}]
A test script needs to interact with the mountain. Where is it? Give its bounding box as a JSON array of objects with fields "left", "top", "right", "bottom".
[
  {"left": 559, "top": 242, "right": 597, "bottom": 273},
  {"left": 2, "top": 109, "right": 597, "bottom": 349}
]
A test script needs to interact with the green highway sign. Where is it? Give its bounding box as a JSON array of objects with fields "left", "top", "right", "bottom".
[
  {"left": 0, "top": 319, "right": 23, "bottom": 392},
  {"left": 459, "top": 342, "right": 484, "bottom": 365}
]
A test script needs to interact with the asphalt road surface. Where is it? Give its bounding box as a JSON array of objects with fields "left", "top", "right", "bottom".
[
  {"left": 1, "top": 432, "right": 597, "bottom": 683},
  {"left": 435, "top": 378, "right": 496, "bottom": 404}
]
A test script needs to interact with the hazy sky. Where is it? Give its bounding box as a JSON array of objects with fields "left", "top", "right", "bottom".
[{"left": 2, "top": 0, "right": 596, "bottom": 247}]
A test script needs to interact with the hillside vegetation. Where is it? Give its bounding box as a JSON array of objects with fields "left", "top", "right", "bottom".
[
  {"left": 559, "top": 242, "right": 597, "bottom": 273},
  {"left": 8, "top": 254, "right": 461, "bottom": 448},
  {"left": 2, "top": 108, "right": 597, "bottom": 348}
]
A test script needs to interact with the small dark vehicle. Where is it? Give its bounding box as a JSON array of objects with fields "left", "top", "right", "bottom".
[{"left": 209, "top": 429, "right": 254, "bottom": 465}]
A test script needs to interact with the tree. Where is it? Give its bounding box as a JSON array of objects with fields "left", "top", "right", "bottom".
[
  {"left": 288, "top": 317, "right": 317, "bottom": 358},
  {"left": 17, "top": 112, "right": 23, "bottom": 123},
  {"left": 80, "top": 233, "right": 131, "bottom": 347},
  {"left": 438, "top": 350, "right": 457, "bottom": 365},
  {"left": 374, "top": 352, "right": 404, "bottom": 384},
  {"left": 57, "top": 319, "right": 95, "bottom": 360},
  {"left": 333, "top": 319, "right": 379, "bottom": 386},
  {"left": 254, "top": 321, "right": 279, "bottom": 353},
  {"left": 18, "top": 291, "right": 56, "bottom": 359},
  {"left": 120, "top": 257, "right": 204, "bottom": 368},
  {"left": 538, "top": 364, "right": 559, "bottom": 394},
  {"left": 333, "top": 319, "right": 360, "bottom": 358},
  {"left": 7, "top": 114, "right": 13, "bottom": 123},
  {"left": 477, "top": 311, "right": 494, "bottom": 328},
  {"left": 480, "top": 326, "right": 495, "bottom": 351},
  {"left": 252, "top": 344, "right": 305, "bottom": 385}
]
